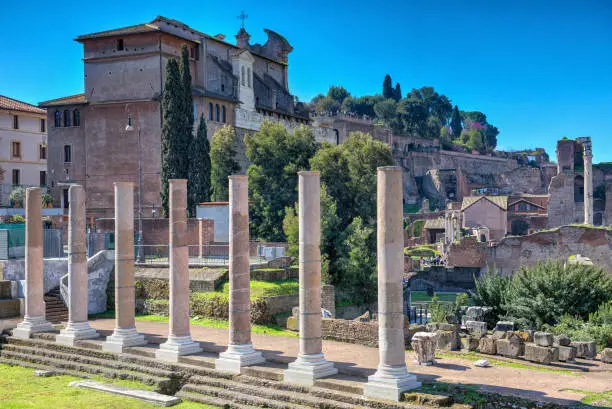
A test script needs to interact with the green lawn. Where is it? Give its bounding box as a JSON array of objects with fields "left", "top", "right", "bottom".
[
  {"left": 217, "top": 279, "right": 299, "bottom": 299},
  {"left": 410, "top": 291, "right": 464, "bottom": 303},
  {"left": 0, "top": 364, "right": 215, "bottom": 409}
]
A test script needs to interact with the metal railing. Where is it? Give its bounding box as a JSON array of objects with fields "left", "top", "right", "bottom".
[{"left": 132, "top": 244, "right": 267, "bottom": 266}]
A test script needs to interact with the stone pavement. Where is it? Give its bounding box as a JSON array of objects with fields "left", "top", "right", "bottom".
[{"left": 85, "top": 318, "right": 611, "bottom": 405}]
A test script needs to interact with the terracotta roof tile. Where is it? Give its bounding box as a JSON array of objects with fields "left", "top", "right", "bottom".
[
  {"left": 76, "top": 23, "right": 160, "bottom": 41},
  {"left": 0, "top": 95, "right": 46, "bottom": 115},
  {"left": 39, "top": 94, "right": 87, "bottom": 108},
  {"left": 461, "top": 195, "right": 508, "bottom": 211}
]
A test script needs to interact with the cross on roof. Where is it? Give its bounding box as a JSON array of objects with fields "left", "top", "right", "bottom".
[{"left": 237, "top": 10, "right": 248, "bottom": 28}]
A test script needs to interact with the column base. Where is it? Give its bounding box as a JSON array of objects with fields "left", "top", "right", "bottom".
[
  {"left": 56, "top": 321, "right": 99, "bottom": 346},
  {"left": 363, "top": 365, "right": 421, "bottom": 401},
  {"left": 215, "top": 344, "right": 265, "bottom": 374},
  {"left": 284, "top": 353, "right": 338, "bottom": 386},
  {"left": 155, "top": 335, "right": 203, "bottom": 362},
  {"left": 12, "top": 316, "right": 56, "bottom": 339},
  {"left": 102, "top": 327, "right": 147, "bottom": 353}
]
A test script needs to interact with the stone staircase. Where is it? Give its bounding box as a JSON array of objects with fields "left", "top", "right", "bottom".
[
  {"left": 0, "top": 281, "right": 20, "bottom": 319},
  {"left": 0, "top": 333, "right": 433, "bottom": 409},
  {"left": 44, "top": 287, "right": 68, "bottom": 323}
]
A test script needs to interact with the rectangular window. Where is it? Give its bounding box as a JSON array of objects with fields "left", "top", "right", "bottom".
[
  {"left": 12, "top": 169, "right": 20, "bottom": 185},
  {"left": 64, "top": 145, "right": 72, "bottom": 163},
  {"left": 190, "top": 46, "right": 199, "bottom": 61},
  {"left": 63, "top": 189, "right": 69, "bottom": 209},
  {"left": 11, "top": 141, "right": 21, "bottom": 158},
  {"left": 39, "top": 144, "right": 47, "bottom": 160},
  {"left": 117, "top": 38, "right": 124, "bottom": 51},
  {"left": 40, "top": 118, "right": 46, "bottom": 133},
  {"left": 13, "top": 115, "right": 19, "bottom": 129},
  {"left": 40, "top": 171, "right": 47, "bottom": 187}
]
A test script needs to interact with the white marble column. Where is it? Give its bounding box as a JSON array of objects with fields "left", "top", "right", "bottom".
[
  {"left": 582, "top": 138, "right": 593, "bottom": 224},
  {"left": 364, "top": 167, "right": 421, "bottom": 401},
  {"left": 284, "top": 171, "right": 337, "bottom": 385},
  {"left": 102, "top": 182, "right": 146, "bottom": 352},
  {"left": 13, "top": 188, "right": 55, "bottom": 339},
  {"left": 215, "top": 176, "right": 264, "bottom": 373},
  {"left": 56, "top": 185, "right": 98, "bottom": 345},
  {"left": 157, "top": 180, "right": 202, "bottom": 361}
]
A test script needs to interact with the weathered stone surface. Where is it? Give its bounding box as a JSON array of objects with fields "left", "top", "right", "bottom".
[
  {"left": 570, "top": 341, "right": 597, "bottom": 359},
  {"left": 426, "top": 323, "right": 458, "bottom": 332},
  {"left": 553, "top": 334, "right": 571, "bottom": 347},
  {"left": 493, "top": 321, "right": 514, "bottom": 332},
  {"left": 69, "top": 380, "right": 180, "bottom": 407},
  {"left": 516, "top": 331, "right": 532, "bottom": 342},
  {"left": 435, "top": 330, "right": 461, "bottom": 351},
  {"left": 286, "top": 316, "right": 298, "bottom": 331},
  {"left": 534, "top": 332, "right": 553, "bottom": 347},
  {"left": 524, "top": 343, "right": 555, "bottom": 364},
  {"left": 557, "top": 345, "right": 576, "bottom": 362},
  {"left": 412, "top": 332, "right": 437, "bottom": 365},
  {"left": 495, "top": 338, "right": 524, "bottom": 358},
  {"left": 491, "top": 331, "right": 508, "bottom": 340},
  {"left": 478, "top": 337, "right": 497, "bottom": 355},
  {"left": 464, "top": 321, "right": 487, "bottom": 336},
  {"left": 403, "top": 392, "right": 451, "bottom": 406},
  {"left": 460, "top": 335, "right": 480, "bottom": 352},
  {"left": 601, "top": 348, "right": 612, "bottom": 364}
]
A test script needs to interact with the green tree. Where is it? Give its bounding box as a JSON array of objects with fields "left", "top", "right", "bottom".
[
  {"left": 382, "top": 74, "right": 394, "bottom": 100},
  {"left": 450, "top": 105, "right": 462, "bottom": 138},
  {"left": 339, "top": 217, "right": 377, "bottom": 304},
  {"left": 315, "top": 97, "right": 340, "bottom": 115},
  {"left": 187, "top": 114, "right": 211, "bottom": 216},
  {"left": 485, "top": 124, "right": 499, "bottom": 149},
  {"left": 393, "top": 82, "right": 402, "bottom": 101},
  {"left": 466, "top": 128, "right": 485, "bottom": 152},
  {"left": 327, "top": 86, "right": 350, "bottom": 104},
  {"left": 180, "top": 44, "right": 194, "bottom": 148},
  {"left": 210, "top": 125, "right": 240, "bottom": 201},
  {"left": 160, "top": 58, "right": 184, "bottom": 216},
  {"left": 246, "top": 121, "right": 318, "bottom": 241},
  {"left": 373, "top": 99, "right": 397, "bottom": 125}
]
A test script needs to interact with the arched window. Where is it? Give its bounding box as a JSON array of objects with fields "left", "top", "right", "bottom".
[
  {"left": 54, "top": 111, "right": 61, "bottom": 127},
  {"left": 208, "top": 103, "right": 213, "bottom": 121},
  {"left": 221, "top": 106, "right": 226, "bottom": 123},
  {"left": 241, "top": 66, "right": 245, "bottom": 86},
  {"left": 215, "top": 104, "right": 220, "bottom": 122},
  {"left": 63, "top": 109, "right": 71, "bottom": 127},
  {"left": 73, "top": 109, "right": 80, "bottom": 127},
  {"left": 247, "top": 68, "right": 251, "bottom": 87}
]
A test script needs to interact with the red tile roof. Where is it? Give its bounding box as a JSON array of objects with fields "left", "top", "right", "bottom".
[
  {"left": 39, "top": 94, "right": 87, "bottom": 108},
  {"left": 0, "top": 95, "right": 46, "bottom": 115}
]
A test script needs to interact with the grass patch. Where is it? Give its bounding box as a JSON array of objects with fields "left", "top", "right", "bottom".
[
  {"left": 438, "top": 351, "right": 581, "bottom": 375},
  {"left": 411, "top": 291, "right": 463, "bottom": 303},
  {"left": 135, "top": 314, "right": 297, "bottom": 338},
  {"left": 563, "top": 389, "right": 612, "bottom": 406},
  {"left": 0, "top": 364, "right": 215, "bottom": 409},
  {"left": 191, "top": 279, "right": 299, "bottom": 302}
]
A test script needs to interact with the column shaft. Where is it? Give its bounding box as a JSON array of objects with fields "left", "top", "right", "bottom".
[
  {"left": 215, "top": 175, "right": 264, "bottom": 373},
  {"left": 13, "top": 188, "right": 54, "bottom": 339},
  {"left": 157, "top": 180, "right": 201, "bottom": 361},
  {"left": 584, "top": 151, "right": 593, "bottom": 224},
  {"left": 364, "top": 166, "right": 420, "bottom": 401},
  {"left": 284, "top": 172, "right": 336, "bottom": 385},
  {"left": 57, "top": 185, "right": 98, "bottom": 345}
]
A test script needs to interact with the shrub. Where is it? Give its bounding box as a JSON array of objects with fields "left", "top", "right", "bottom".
[
  {"left": 472, "top": 269, "right": 512, "bottom": 328},
  {"left": 546, "top": 302, "right": 612, "bottom": 351},
  {"left": 429, "top": 295, "right": 449, "bottom": 323},
  {"left": 404, "top": 244, "right": 439, "bottom": 258},
  {"left": 3, "top": 215, "right": 25, "bottom": 224},
  {"left": 9, "top": 187, "right": 25, "bottom": 207},
  {"left": 41, "top": 193, "right": 53, "bottom": 207}
]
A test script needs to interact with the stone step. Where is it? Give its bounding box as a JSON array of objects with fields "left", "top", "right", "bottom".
[
  {"left": 176, "top": 391, "right": 265, "bottom": 409},
  {"left": 1, "top": 343, "right": 178, "bottom": 380},
  {"left": 69, "top": 380, "right": 181, "bottom": 407},
  {"left": 0, "top": 280, "right": 12, "bottom": 299},
  {"left": 0, "top": 349, "right": 176, "bottom": 394},
  {"left": 0, "top": 299, "right": 20, "bottom": 319},
  {"left": 181, "top": 383, "right": 317, "bottom": 409}
]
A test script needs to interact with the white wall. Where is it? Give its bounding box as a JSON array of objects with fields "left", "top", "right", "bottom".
[{"left": 196, "top": 204, "right": 229, "bottom": 242}]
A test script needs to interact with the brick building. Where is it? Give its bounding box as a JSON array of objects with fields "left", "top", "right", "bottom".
[{"left": 40, "top": 16, "right": 331, "bottom": 218}]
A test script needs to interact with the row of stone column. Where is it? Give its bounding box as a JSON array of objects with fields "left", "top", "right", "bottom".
[{"left": 14, "top": 166, "right": 420, "bottom": 401}]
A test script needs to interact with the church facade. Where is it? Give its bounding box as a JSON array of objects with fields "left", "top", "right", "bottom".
[{"left": 40, "top": 16, "right": 334, "bottom": 217}]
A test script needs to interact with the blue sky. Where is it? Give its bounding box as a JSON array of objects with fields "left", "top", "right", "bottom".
[{"left": 2, "top": 0, "right": 611, "bottom": 161}]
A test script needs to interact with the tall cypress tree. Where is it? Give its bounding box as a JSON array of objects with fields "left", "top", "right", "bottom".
[
  {"left": 188, "top": 114, "right": 211, "bottom": 216},
  {"left": 450, "top": 105, "right": 462, "bottom": 138},
  {"left": 382, "top": 74, "right": 394, "bottom": 99},
  {"left": 179, "top": 44, "right": 193, "bottom": 178},
  {"left": 160, "top": 59, "right": 183, "bottom": 216},
  {"left": 394, "top": 82, "right": 402, "bottom": 101}
]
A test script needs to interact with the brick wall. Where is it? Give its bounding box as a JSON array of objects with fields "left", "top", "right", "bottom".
[
  {"left": 322, "top": 319, "right": 425, "bottom": 348},
  {"left": 95, "top": 217, "right": 213, "bottom": 246},
  {"left": 321, "top": 284, "right": 335, "bottom": 317},
  {"left": 447, "top": 236, "right": 487, "bottom": 268}
]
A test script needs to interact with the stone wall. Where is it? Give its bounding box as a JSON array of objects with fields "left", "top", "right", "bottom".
[
  {"left": 265, "top": 294, "right": 298, "bottom": 315},
  {"left": 321, "top": 319, "right": 424, "bottom": 348},
  {"left": 547, "top": 172, "right": 576, "bottom": 227},
  {"left": 408, "top": 266, "right": 480, "bottom": 292},
  {"left": 447, "top": 237, "right": 487, "bottom": 268},
  {"left": 321, "top": 284, "right": 335, "bottom": 317}
]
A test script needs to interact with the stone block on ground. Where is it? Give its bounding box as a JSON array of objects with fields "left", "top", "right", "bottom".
[
  {"left": 557, "top": 345, "right": 576, "bottom": 362},
  {"left": 517, "top": 331, "right": 532, "bottom": 342},
  {"left": 524, "top": 343, "right": 556, "bottom": 364},
  {"left": 491, "top": 331, "right": 508, "bottom": 340},
  {"left": 69, "top": 380, "right": 179, "bottom": 406},
  {"left": 402, "top": 392, "right": 452, "bottom": 406},
  {"left": 534, "top": 332, "right": 553, "bottom": 347},
  {"left": 495, "top": 338, "right": 524, "bottom": 358},
  {"left": 478, "top": 337, "right": 497, "bottom": 355},
  {"left": 570, "top": 341, "right": 597, "bottom": 359},
  {"left": 354, "top": 311, "right": 370, "bottom": 322},
  {"left": 464, "top": 320, "right": 487, "bottom": 336},
  {"left": 554, "top": 334, "right": 571, "bottom": 347},
  {"left": 412, "top": 332, "right": 437, "bottom": 365},
  {"left": 426, "top": 323, "right": 459, "bottom": 332},
  {"left": 493, "top": 321, "right": 514, "bottom": 332},
  {"left": 435, "top": 330, "right": 461, "bottom": 351},
  {"left": 34, "top": 370, "right": 56, "bottom": 377},
  {"left": 460, "top": 335, "right": 480, "bottom": 352},
  {"left": 601, "top": 348, "right": 612, "bottom": 364},
  {"left": 286, "top": 316, "right": 298, "bottom": 331}
]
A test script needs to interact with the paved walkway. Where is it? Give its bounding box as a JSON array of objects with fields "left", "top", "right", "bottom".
[{"left": 85, "top": 318, "right": 611, "bottom": 405}]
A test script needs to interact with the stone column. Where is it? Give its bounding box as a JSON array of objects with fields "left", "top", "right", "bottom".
[
  {"left": 215, "top": 176, "right": 264, "bottom": 373},
  {"left": 56, "top": 185, "right": 98, "bottom": 345},
  {"left": 581, "top": 137, "right": 593, "bottom": 225},
  {"left": 102, "top": 182, "right": 146, "bottom": 352},
  {"left": 157, "top": 180, "right": 202, "bottom": 361},
  {"left": 13, "top": 188, "right": 55, "bottom": 339},
  {"left": 364, "top": 167, "right": 421, "bottom": 401},
  {"left": 284, "top": 172, "right": 337, "bottom": 385}
]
